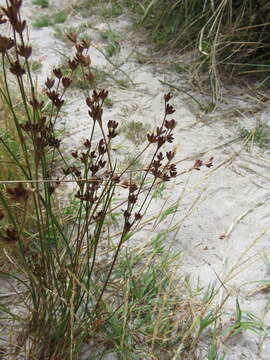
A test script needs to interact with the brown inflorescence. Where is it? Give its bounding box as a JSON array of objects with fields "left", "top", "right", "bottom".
[{"left": 6, "top": 182, "right": 32, "bottom": 202}]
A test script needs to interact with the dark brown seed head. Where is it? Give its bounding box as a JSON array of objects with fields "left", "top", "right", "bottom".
[
  {"left": 47, "top": 136, "right": 61, "bottom": 149},
  {"left": 15, "top": 19, "right": 26, "bottom": 34},
  {"left": 165, "top": 104, "right": 175, "bottom": 115},
  {"left": 0, "top": 35, "right": 14, "bottom": 53},
  {"left": 80, "top": 152, "right": 88, "bottom": 163},
  {"left": 17, "top": 44, "right": 32, "bottom": 58},
  {"left": 46, "top": 89, "right": 59, "bottom": 101},
  {"left": 205, "top": 157, "right": 214, "bottom": 168},
  {"left": 135, "top": 212, "right": 142, "bottom": 221},
  {"left": 73, "top": 168, "right": 81, "bottom": 178},
  {"left": 83, "top": 139, "right": 91, "bottom": 148},
  {"left": 128, "top": 194, "right": 137, "bottom": 204},
  {"left": 194, "top": 159, "right": 203, "bottom": 170},
  {"left": 53, "top": 68, "right": 63, "bottom": 79},
  {"left": 76, "top": 53, "right": 91, "bottom": 67},
  {"left": 90, "top": 164, "right": 99, "bottom": 175},
  {"left": 29, "top": 97, "right": 44, "bottom": 110},
  {"left": 166, "top": 151, "right": 175, "bottom": 161},
  {"left": 157, "top": 136, "right": 166, "bottom": 148},
  {"left": 129, "top": 183, "right": 138, "bottom": 193},
  {"left": 164, "top": 92, "right": 173, "bottom": 102},
  {"left": 46, "top": 90, "right": 64, "bottom": 109},
  {"left": 123, "top": 210, "right": 131, "bottom": 219},
  {"left": 85, "top": 96, "right": 92, "bottom": 108},
  {"left": 166, "top": 134, "right": 174, "bottom": 143},
  {"left": 75, "top": 43, "right": 84, "bottom": 54},
  {"left": 165, "top": 119, "right": 177, "bottom": 130},
  {"left": 45, "top": 77, "right": 55, "bottom": 89},
  {"left": 170, "top": 169, "right": 177, "bottom": 178},
  {"left": 68, "top": 58, "right": 79, "bottom": 71},
  {"left": 6, "top": 182, "right": 31, "bottom": 202},
  {"left": 88, "top": 104, "right": 102, "bottom": 122},
  {"left": 3, "top": 1, "right": 25, "bottom": 33},
  {"left": 147, "top": 133, "right": 157, "bottom": 144},
  {"left": 98, "top": 139, "right": 106, "bottom": 155},
  {"left": 100, "top": 89, "right": 108, "bottom": 101},
  {"left": 1, "top": 4, "right": 17, "bottom": 26},
  {"left": 99, "top": 159, "right": 106, "bottom": 168},
  {"left": 4, "top": 227, "right": 19, "bottom": 242},
  {"left": 62, "top": 77, "right": 72, "bottom": 88},
  {"left": 162, "top": 174, "right": 171, "bottom": 182},
  {"left": 107, "top": 120, "right": 118, "bottom": 130},
  {"left": 153, "top": 160, "right": 161, "bottom": 170},
  {"left": 21, "top": 120, "right": 33, "bottom": 132},
  {"left": 112, "top": 175, "right": 121, "bottom": 183},
  {"left": 90, "top": 151, "right": 96, "bottom": 159},
  {"left": 81, "top": 38, "right": 91, "bottom": 49},
  {"left": 71, "top": 151, "right": 78, "bottom": 158},
  {"left": 9, "top": 60, "right": 25, "bottom": 76}
]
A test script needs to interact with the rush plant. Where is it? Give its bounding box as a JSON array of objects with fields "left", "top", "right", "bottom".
[
  {"left": 0, "top": 1, "right": 214, "bottom": 358},
  {"left": 0, "top": 1, "right": 214, "bottom": 359}
]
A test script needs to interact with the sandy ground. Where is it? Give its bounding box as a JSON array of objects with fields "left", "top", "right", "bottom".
[{"left": 1, "top": 0, "right": 270, "bottom": 359}]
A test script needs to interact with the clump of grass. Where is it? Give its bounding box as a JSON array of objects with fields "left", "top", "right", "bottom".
[
  {"left": 104, "top": 97, "right": 113, "bottom": 108},
  {"left": 29, "top": 59, "right": 42, "bottom": 72},
  {"left": 172, "top": 62, "right": 190, "bottom": 74},
  {"left": 32, "top": 16, "right": 51, "bottom": 28},
  {"left": 73, "top": 0, "right": 99, "bottom": 18},
  {"left": 121, "top": 120, "right": 150, "bottom": 144},
  {"left": 135, "top": 52, "right": 150, "bottom": 64},
  {"left": 132, "top": 0, "right": 270, "bottom": 98},
  {"left": 32, "top": 0, "right": 49, "bottom": 8},
  {"left": 240, "top": 123, "right": 270, "bottom": 150},
  {"left": 33, "top": 10, "right": 67, "bottom": 28},
  {"left": 100, "top": 28, "right": 122, "bottom": 58},
  {"left": 53, "top": 10, "right": 68, "bottom": 24},
  {"left": 100, "top": 2, "right": 123, "bottom": 18},
  {"left": 116, "top": 78, "right": 130, "bottom": 88}
]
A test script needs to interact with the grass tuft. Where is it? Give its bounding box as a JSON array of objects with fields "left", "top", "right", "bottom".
[{"left": 129, "top": 0, "right": 270, "bottom": 98}]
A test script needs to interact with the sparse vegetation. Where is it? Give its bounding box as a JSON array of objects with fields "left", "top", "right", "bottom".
[
  {"left": 73, "top": 0, "right": 99, "bottom": 18},
  {"left": 104, "top": 96, "right": 113, "bottom": 108},
  {"left": 33, "top": 9, "right": 67, "bottom": 28},
  {"left": 121, "top": 120, "right": 150, "bottom": 145},
  {"left": 53, "top": 10, "right": 68, "bottom": 24},
  {"left": 100, "top": 27, "right": 122, "bottom": 58},
  {"left": 240, "top": 123, "right": 270, "bottom": 150},
  {"left": 100, "top": 2, "right": 124, "bottom": 18},
  {"left": 33, "top": 15, "right": 51, "bottom": 28},
  {"left": 29, "top": 59, "right": 42, "bottom": 72}
]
